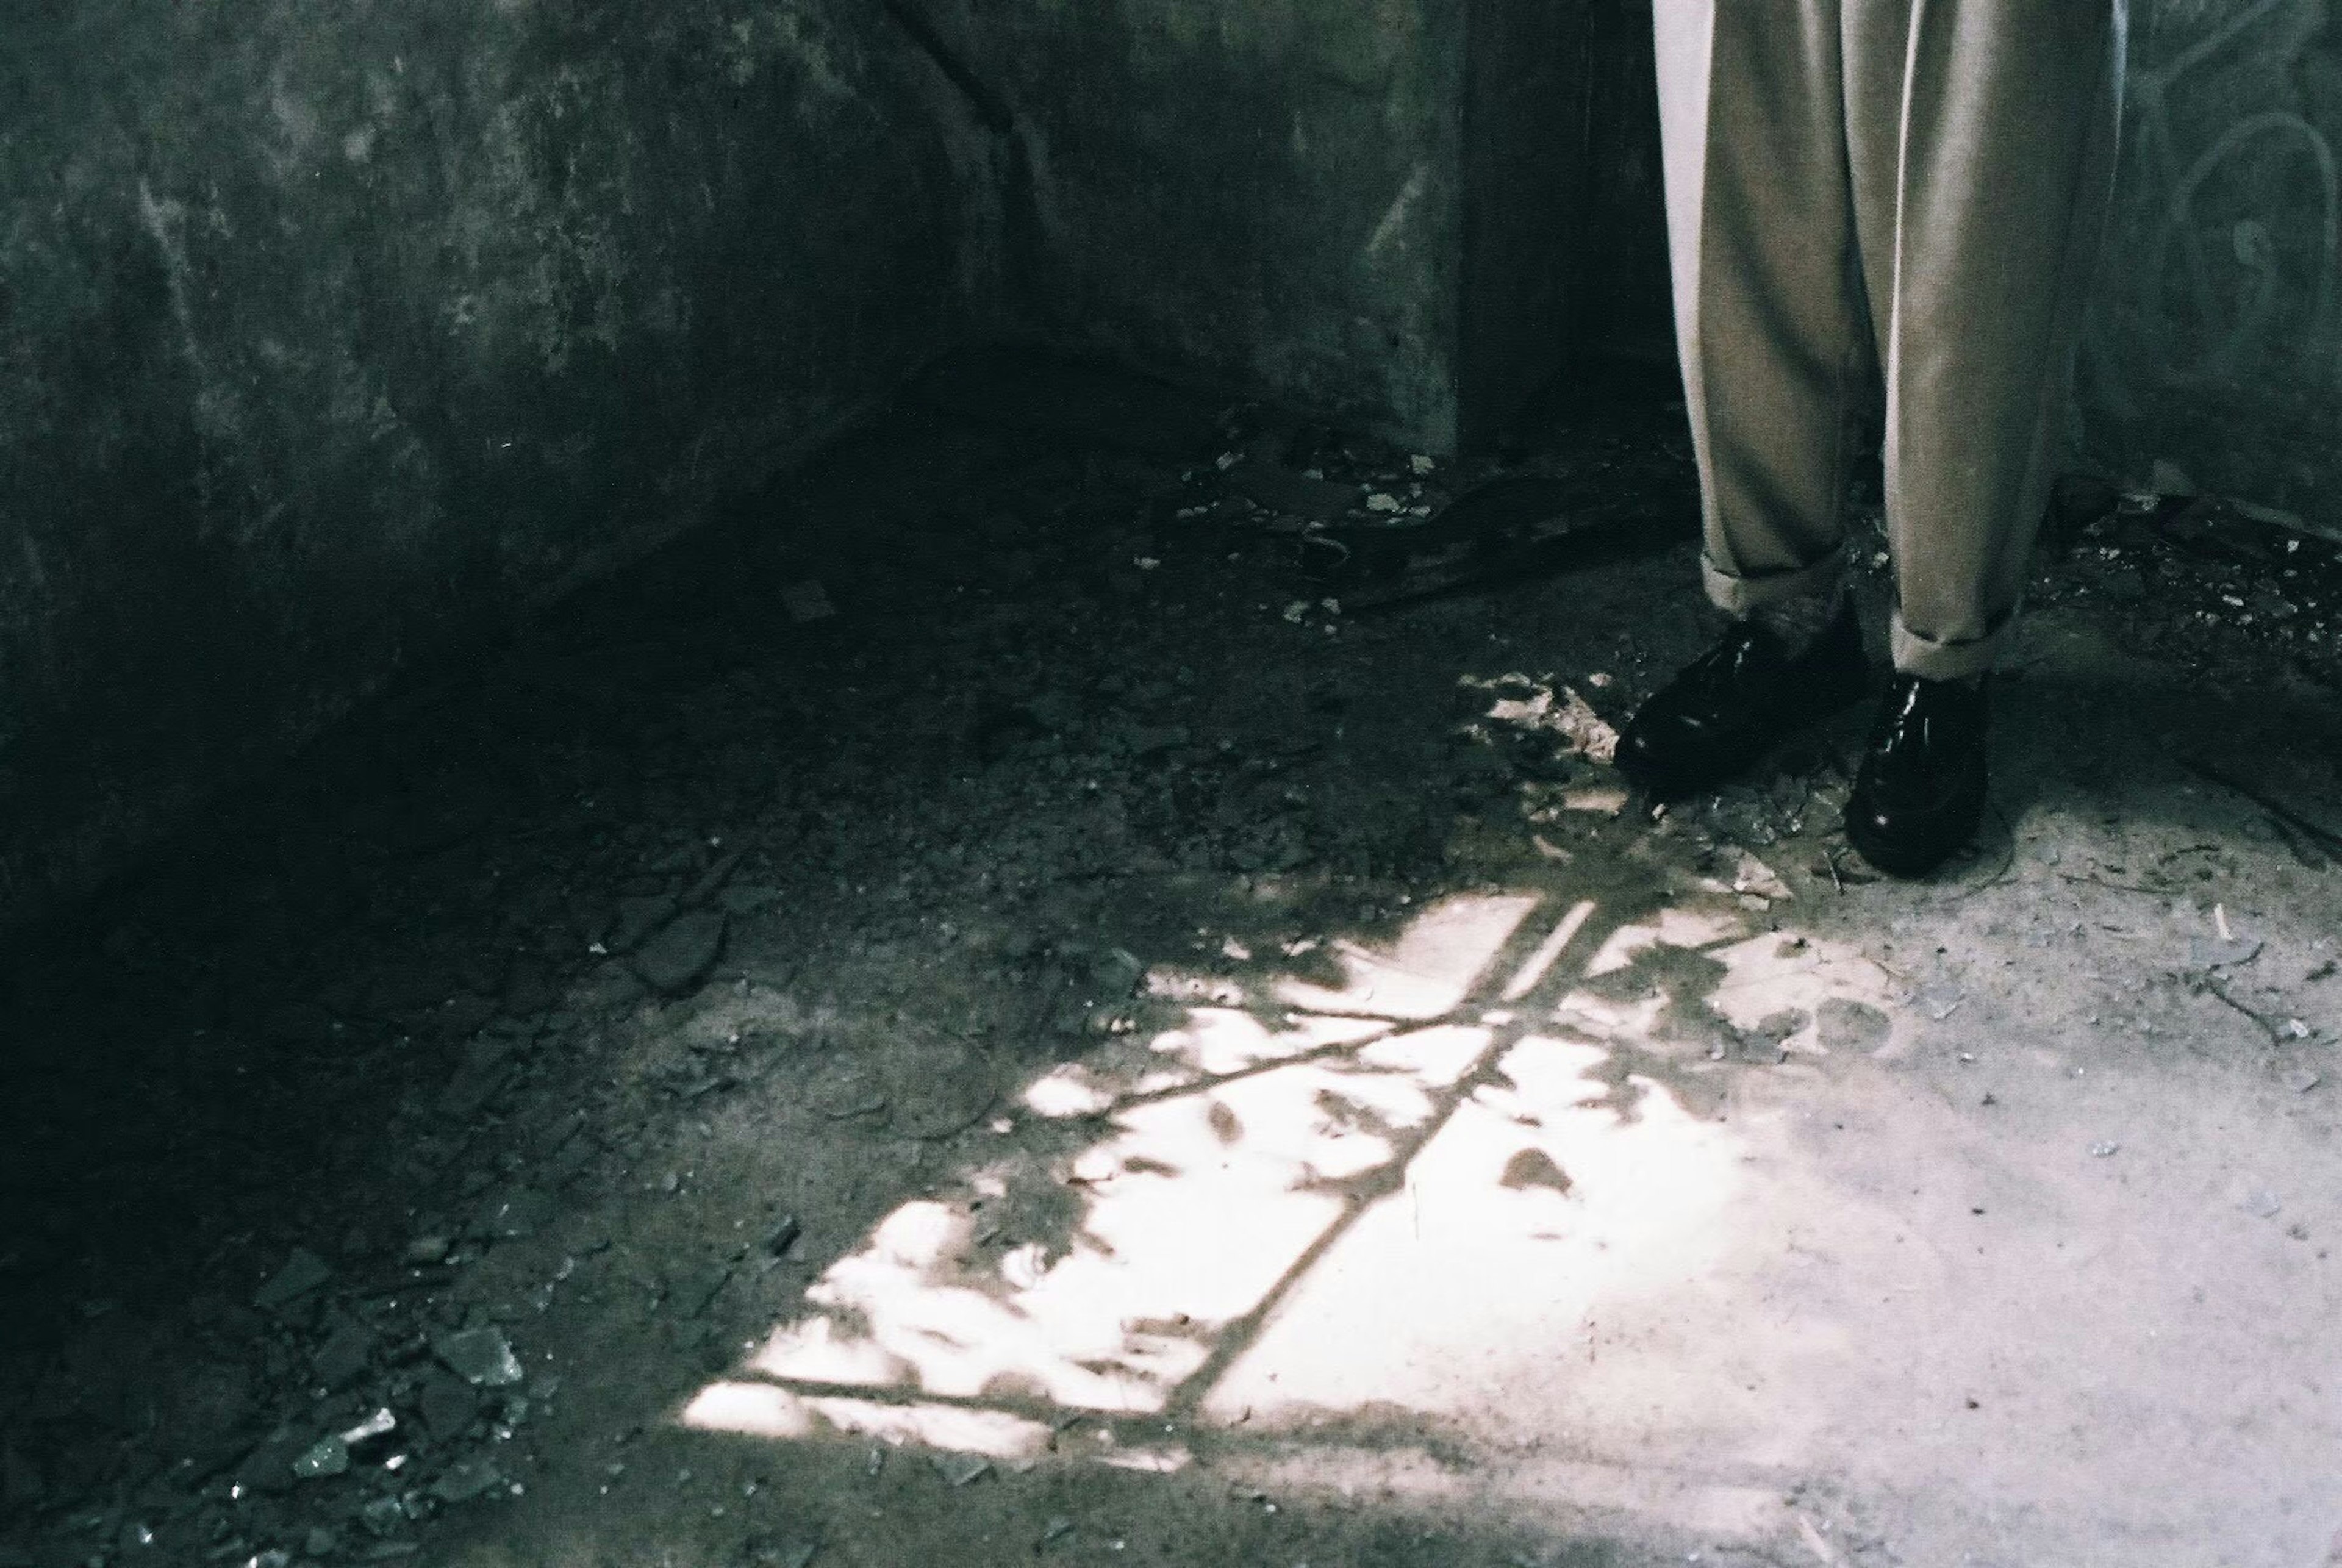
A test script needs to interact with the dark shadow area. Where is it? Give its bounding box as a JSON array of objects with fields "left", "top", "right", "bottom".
[{"left": 2, "top": 348, "right": 2338, "bottom": 1568}]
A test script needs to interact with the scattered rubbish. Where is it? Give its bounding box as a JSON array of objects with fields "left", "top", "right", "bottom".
[
  {"left": 13, "top": 326, "right": 2341, "bottom": 1568},
  {"left": 432, "top": 1327, "right": 524, "bottom": 1388}
]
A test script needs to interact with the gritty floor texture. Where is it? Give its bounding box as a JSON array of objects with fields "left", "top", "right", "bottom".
[{"left": 5, "top": 359, "right": 2342, "bottom": 1568}]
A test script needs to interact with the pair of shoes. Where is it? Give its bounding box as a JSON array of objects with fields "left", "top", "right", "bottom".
[
  {"left": 1614, "top": 596, "right": 1869, "bottom": 800},
  {"left": 1617, "top": 606, "right": 1989, "bottom": 876}
]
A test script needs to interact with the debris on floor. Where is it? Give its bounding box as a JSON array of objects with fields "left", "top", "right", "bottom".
[{"left": 2, "top": 353, "right": 2340, "bottom": 1568}]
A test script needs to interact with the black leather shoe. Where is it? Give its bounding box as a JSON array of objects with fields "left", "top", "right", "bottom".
[
  {"left": 1615, "top": 597, "right": 1869, "bottom": 799},
  {"left": 1844, "top": 675, "right": 1989, "bottom": 876}
]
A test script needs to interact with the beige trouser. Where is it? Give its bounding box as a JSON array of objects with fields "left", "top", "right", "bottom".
[{"left": 1655, "top": 0, "right": 2125, "bottom": 679}]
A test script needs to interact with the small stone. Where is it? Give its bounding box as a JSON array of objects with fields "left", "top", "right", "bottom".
[
  {"left": 419, "top": 1371, "right": 482, "bottom": 1442},
  {"left": 2190, "top": 934, "right": 2264, "bottom": 970},
  {"left": 340, "top": 1407, "right": 398, "bottom": 1448},
  {"left": 304, "top": 1528, "right": 341, "bottom": 1559},
  {"left": 293, "top": 1436, "right": 351, "bottom": 1480},
  {"left": 406, "top": 1234, "right": 451, "bottom": 1265},
  {"left": 2090, "top": 1141, "right": 2121, "bottom": 1158},
  {"left": 2238, "top": 1185, "right": 2284, "bottom": 1219},
  {"left": 2285, "top": 1067, "right": 2322, "bottom": 1094},
  {"left": 932, "top": 1452, "right": 991, "bottom": 1486},
  {"left": 764, "top": 1214, "right": 803, "bottom": 1257},
  {"left": 429, "top": 1458, "right": 504, "bottom": 1503},
  {"left": 313, "top": 1312, "right": 380, "bottom": 1391},
  {"left": 632, "top": 910, "right": 728, "bottom": 995},
  {"left": 253, "top": 1248, "right": 335, "bottom": 1311},
  {"left": 1731, "top": 851, "right": 1793, "bottom": 901},
  {"left": 432, "top": 1326, "right": 524, "bottom": 1387}
]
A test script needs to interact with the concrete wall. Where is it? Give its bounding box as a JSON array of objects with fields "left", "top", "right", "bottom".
[
  {"left": 2079, "top": 0, "right": 2342, "bottom": 537},
  {"left": 0, "top": 0, "right": 977, "bottom": 931},
  {"left": 912, "top": 0, "right": 1472, "bottom": 450}
]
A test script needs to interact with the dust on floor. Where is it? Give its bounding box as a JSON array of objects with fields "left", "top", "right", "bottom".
[{"left": 4, "top": 355, "right": 2341, "bottom": 1568}]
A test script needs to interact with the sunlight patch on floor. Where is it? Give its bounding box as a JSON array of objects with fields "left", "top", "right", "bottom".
[{"left": 678, "top": 882, "right": 1903, "bottom": 1505}]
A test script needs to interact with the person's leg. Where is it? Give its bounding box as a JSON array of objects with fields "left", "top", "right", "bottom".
[
  {"left": 1620, "top": 1, "right": 1877, "bottom": 800},
  {"left": 1835, "top": 0, "right": 2125, "bottom": 873},
  {"left": 1656, "top": 0, "right": 1868, "bottom": 631},
  {"left": 1845, "top": 0, "right": 2125, "bottom": 678}
]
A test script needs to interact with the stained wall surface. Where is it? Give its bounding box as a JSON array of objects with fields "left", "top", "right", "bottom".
[
  {"left": 910, "top": 0, "right": 1473, "bottom": 450},
  {"left": 2079, "top": 0, "right": 2342, "bottom": 537},
  {"left": 0, "top": 0, "right": 977, "bottom": 929}
]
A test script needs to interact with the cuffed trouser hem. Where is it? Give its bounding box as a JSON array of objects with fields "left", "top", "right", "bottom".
[
  {"left": 1702, "top": 546, "right": 1846, "bottom": 617},
  {"left": 1890, "top": 603, "right": 2018, "bottom": 681}
]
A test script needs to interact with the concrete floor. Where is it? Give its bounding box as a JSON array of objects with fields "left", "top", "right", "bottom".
[{"left": 4, "top": 365, "right": 2340, "bottom": 1568}]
